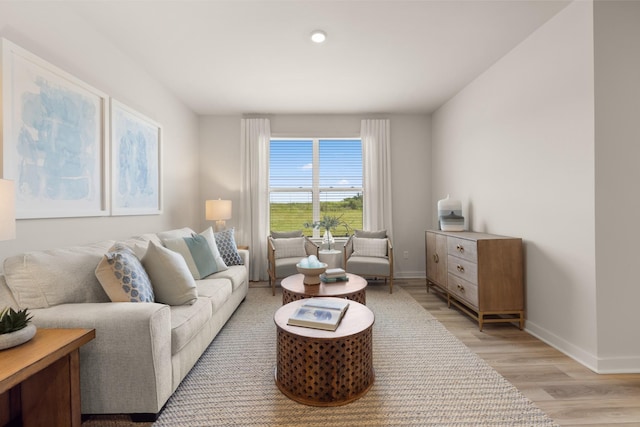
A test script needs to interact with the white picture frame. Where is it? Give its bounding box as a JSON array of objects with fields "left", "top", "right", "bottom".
[
  {"left": 0, "top": 38, "right": 109, "bottom": 219},
  {"left": 110, "top": 99, "right": 162, "bottom": 216}
]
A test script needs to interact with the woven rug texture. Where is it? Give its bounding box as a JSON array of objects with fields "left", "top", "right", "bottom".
[{"left": 116, "top": 284, "right": 556, "bottom": 427}]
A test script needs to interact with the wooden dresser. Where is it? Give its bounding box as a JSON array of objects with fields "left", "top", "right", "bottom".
[{"left": 425, "top": 230, "right": 524, "bottom": 330}]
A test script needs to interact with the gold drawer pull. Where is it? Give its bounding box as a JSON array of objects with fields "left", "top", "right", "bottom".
[
  {"left": 433, "top": 253, "right": 439, "bottom": 263},
  {"left": 457, "top": 284, "right": 465, "bottom": 293},
  {"left": 456, "top": 264, "right": 464, "bottom": 272},
  {"left": 456, "top": 244, "right": 464, "bottom": 253}
]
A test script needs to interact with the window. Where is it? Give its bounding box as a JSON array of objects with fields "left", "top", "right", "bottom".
[{"left": 269, "top": 138, "right": 363, "bottom": 238}]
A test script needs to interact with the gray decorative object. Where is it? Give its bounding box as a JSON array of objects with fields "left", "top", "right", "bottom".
[
  {"left": 438, "top": 194, "right": 464, "bottom": 231},
  {"left": 0, "top": 323, "right": 36, "bottom": 350}
]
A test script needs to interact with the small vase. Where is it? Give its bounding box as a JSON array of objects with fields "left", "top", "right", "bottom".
[
  {"left": 0, "top": 323, "right": 37, "bottom": 350},
  {"left": 322, "top": 229, "right": 334, "bottom": 250}
]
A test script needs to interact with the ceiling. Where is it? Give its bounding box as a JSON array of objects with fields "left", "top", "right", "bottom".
[{"left": 66, "top": 0, "right": 571, "bottom": 115}]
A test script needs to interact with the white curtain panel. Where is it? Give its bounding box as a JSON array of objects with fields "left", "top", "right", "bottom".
[
  {"left": 361, "top": 119, "right": 393, "bottom": 238},
  {"left": 239, "top": 118, "right": 271, "bottom": 281}
]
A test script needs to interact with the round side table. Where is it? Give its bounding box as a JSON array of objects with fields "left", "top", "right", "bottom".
[
  {"left": 281, "top": 273, "right": 367, "bottom": 305},
  {"left": 274, "top": 298, "right": 375, "bottom": 406},
  {"left": 319, "top": 249, "right": 343, "bottom": 269}
]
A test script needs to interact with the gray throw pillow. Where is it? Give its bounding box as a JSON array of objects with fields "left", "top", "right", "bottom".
[
  {"left": 271, "top": 230, "right": 303, "bottom": 238},
  {"left": 355, "top": 229, "right": 387, "bottom": 239}
]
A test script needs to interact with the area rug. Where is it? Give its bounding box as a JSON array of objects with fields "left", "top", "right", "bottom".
[{"left": 144, "top": 284, "right": 557, "bottom": 426}]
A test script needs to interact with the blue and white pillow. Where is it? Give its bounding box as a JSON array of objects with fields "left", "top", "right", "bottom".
[
  {"left": 214, "top": 228, "right": 244, "bottom": 266},
  {"left": 95, "top": 243, "right": 155, "bottom": 302}
]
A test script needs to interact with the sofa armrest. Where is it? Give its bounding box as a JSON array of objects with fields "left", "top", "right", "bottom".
[
  {"left": 237, "top": 248, "right": 250, "bottom": 277},
  {"left": 30, "top": 302, "right": 172, "bottom": 415}
]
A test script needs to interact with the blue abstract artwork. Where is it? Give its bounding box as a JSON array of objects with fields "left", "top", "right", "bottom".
[
  {"left": 111, "top": 100, "right": 161, "bottom": 215},
  {"left": 2, "top": 39, "right": 107, "bottom": 218}
]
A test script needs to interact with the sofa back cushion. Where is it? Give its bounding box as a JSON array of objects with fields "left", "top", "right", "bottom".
[{"left": 3, "top": 240, "right": 115, "bottom": 309}]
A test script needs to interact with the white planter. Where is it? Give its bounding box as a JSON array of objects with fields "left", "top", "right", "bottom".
[{"left": 0, "top": 323, "right": 36, "bottom": 350}]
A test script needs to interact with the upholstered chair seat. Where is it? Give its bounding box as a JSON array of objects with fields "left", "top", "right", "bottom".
[
  {"left": 267, "top": 231, "right": 319, "bottom": 295},
  {"left": 343, "top": 230, "right": 394, "bottom": 293}
]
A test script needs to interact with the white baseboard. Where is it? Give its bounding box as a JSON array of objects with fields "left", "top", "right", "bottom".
[{"left": 526, "top": 320, "right": 640, "bottom": 374}]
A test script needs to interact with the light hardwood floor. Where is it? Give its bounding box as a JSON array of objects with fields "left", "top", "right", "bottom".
[
  {"left": 256, "top": 278, "right": 640, "bottom": 425},
  {"left": 396, "top": 279, "right": 640, "bottom": 427}
]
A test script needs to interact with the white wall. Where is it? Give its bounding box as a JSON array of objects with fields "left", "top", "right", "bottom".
[
  {"left": 0, "top": 3, "right": 200, "bottom": 266},
  {"left": 432, "top": 1, "right": 601, "bottom": 369},
  {"left": 594, "top": 1, "right": 640, "bottom": 372},
  {"left": 199, "top": 113, "right": 432, "bottom": 278}
]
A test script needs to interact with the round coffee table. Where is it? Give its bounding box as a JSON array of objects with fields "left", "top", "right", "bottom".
[
  {"left": 281, "top": 273, "right": 367, "bottom": 305},
  {"left": 274, "top": 298, "right": 375, "bottom": 406}
]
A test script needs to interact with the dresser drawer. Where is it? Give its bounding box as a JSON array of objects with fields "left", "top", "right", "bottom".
[
  {"left": 447, "top": 237, "right": 477, "bottom": 262},
  {"left": 447, "top": 255, "right": 478, "bottom": 284},
  {"left": 448, "top": 273, "right": 478, "bottom": 308}
]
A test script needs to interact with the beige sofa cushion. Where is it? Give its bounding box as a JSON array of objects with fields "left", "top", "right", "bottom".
[
  {"left": 208, "top": 265, "right": 247, "bottom": 292},
  {"left": 142, "top": 241, "right": 198, "bottom": 306},
  {"left": 170, "top": 297, "right": 212, "bottom": 355},
  {"left": 3, "top": 240, "right": 115, "bottom": 308},
  {"left": 196, "top": 278, "right": 233, "bottom": 314}
]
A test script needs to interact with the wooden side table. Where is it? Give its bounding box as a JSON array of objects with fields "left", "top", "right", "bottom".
[
  {"left": 0, "top": 328, "right": 95, "bottom": 427},
  {"left": 274, "top": 298, "right": 375, "bottom": 406},
  {"left": 281, "top": 273, "right": 368, "bottom": 305}
]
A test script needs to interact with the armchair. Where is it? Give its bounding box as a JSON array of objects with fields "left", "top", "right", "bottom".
[
  {"left": 267, "top": 232, "right": 319, "bottom": 295},
  {"left": 343, "top": 232, "right": 394, "bottom": 293}
]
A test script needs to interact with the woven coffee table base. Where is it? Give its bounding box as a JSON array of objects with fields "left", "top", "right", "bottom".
[
  {"left": 275, "top": 326, "right": 374, "bottom": 406},
  {"left": 282, "top": 288, "right": 366, "bottom": 305}
]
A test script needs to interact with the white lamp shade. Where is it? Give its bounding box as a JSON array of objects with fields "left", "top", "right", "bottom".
[
  {"left": 0, "top": 179, "right": 16, "bottom": 241},
  {"left": 205, "top": 199, "right": 232, "bottom": 221}
]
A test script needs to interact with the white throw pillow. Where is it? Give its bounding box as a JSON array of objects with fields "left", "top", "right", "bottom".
[
  {"left": 199, "top": 227, "right": 228, "bottom": 272},
  {"left": 273, "top": 237, "right": 306, "bottom": 259},
  {"left": 352, "top": 237, "right": 388, "bottom": 258},
  {"left": 143, "top": 241, "right": 198, "bottom": 306}
]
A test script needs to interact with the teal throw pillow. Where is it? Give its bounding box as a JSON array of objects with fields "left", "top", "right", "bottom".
[{"left": 164, "top": 234, "right": 220, "bottom": 280}]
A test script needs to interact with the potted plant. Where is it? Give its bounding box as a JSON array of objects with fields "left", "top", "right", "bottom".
[
  {"left": 0, "top": 307, "right": 36, "bottom": 350},
  {"left": 304, "top": 214, "right": 352, "bottom": 250}
]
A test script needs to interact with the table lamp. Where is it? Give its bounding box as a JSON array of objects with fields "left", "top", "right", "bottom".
[
  {"left": 205, "top": 199, "right": 232, "bottom": 232},
  {"left": 0, "top": 179, "right": 16, "bottom": 241}
]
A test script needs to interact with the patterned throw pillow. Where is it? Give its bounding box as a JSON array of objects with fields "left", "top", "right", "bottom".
[
  {"left": 273, "top": 237, "right": 306, "bottom": 259},
  {"left": 352, "top": 237, "right": 388, "bottom": 258},
  {"left": 214, "top": 228, "right": 244, "bottom": 266},
  {"left": 163, "top": 234, "right": 221, "bottom": 280},
  {"left": 95, "top": 243, "right": 155, "bottom": 302}
]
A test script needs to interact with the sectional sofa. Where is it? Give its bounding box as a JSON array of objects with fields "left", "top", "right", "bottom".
[{"left": 0, "top": 227, "right": 249, "bottom": 420}]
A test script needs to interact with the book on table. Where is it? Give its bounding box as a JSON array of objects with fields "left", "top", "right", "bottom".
[
  {"left": 320, "top": 274, "right": 349, "bottom": 282},
  {"left": 324, "top": 268, "right": 346, "bottom": 278},
  {"left": 321, "top": 267, "right": 348, "bottom": 282},
  {"left": 287, "top": 298, "right": 350, "bottom": 331}
]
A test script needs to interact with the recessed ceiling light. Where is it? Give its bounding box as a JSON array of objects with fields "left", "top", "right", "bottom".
[{"left": 310, "top": 30, "right": 326, "bottom": 44}]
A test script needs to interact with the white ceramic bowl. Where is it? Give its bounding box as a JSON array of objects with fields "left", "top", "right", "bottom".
[{"left": 296, "top": 262, "right": 328, "bottom": 285}]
